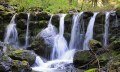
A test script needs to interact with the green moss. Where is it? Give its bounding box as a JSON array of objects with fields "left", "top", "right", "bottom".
[
  {"left": 0, "top": 5, "right": 5, "bottom": 11},
  {"left": 89, "top": 39, "right": 102, "bottom": 50},
  {"left": 2, "top": 55, "right": 9, "bottom": 61},
  {"left": 85, "top": 68, "right": 98, "bottom": 72},
  {"left": 22, "top": 60, "right": 28, "bottom": 66}
]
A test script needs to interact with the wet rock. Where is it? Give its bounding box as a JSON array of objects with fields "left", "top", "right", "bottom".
[
  {"left": 83, "top": 11, "right": 93, "bottom": 19},
  {"left": 93, "top": 12, "right": 105, "bottom": 42},
  {"left": 0, "top": 54, "right": 12, "bottom": 72},
  {"left": 64, "top": 14, "right": 73, "bottom": 33},
  {"left": 73, "top": 50, "right": 94, "bottom": 69},
  {"left": 35, "top": 12, "right": 50, "bottom": 21},
  {"left": 30, "top": 13, "right": 37, "bottom": 21},
  {"left": 11, "top": 60, "right": 31, "bottom": 72},
  {"left": 28, "top": 38, "right": 52, "bottom": 60},
  {"left": 89, "top": 39, "right": 102, "bottom": 51},
  {"left": 8, "top": 49, "right": 36, "bottom": 66},
  {"left": 3, "top": 12, "right": 13, "bottom": 23},
  {"left": 52, "top": 14, "right": 60, "bottom": 29},
  {"left": 16, "top": 19, "right": 27, "bottom": 30},
  {"left": 29, "top": 20, "right": 48, "bottom": 37},
  {"left": 116, "top": 9, "right": 120, "bottom": 18},
  {"left": 16, "top": 12, "right": 28, "bottom": 21},
  {"left": 83, "top": 12, "right": 93, "bottom": 33},
  {"left": 108, "top": 39, "right": 120, "bottom": 51}
]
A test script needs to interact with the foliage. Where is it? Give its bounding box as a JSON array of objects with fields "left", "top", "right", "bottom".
[
  {"left": 9, "top": 0, "right": 42, "bottom": 12},
  {"left": 85, "top": 68, "right": 98, "bottom": 72},
  {"left": 41, "top": 0, "right": 77, "bottom": 13},
  {"left": 8, "top": 0, "right": 120, "bottom": 13}
]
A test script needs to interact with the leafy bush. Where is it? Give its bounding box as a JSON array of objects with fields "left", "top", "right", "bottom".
[
  {"left": 8, "top": 0, "right": 120, "bottom": 13},
  {"left": 9, "top": 0, "right": 42, "bottom": 12}
]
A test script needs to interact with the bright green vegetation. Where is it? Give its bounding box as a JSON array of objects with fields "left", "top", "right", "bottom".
[{"left": 2, "top": 0, "right": 120, "bottom": 13}]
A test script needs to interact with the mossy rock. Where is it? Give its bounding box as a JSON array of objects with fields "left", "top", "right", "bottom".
[
  {"left": 73, "top": 50, "right": 95, "bottom": 69},
  {"left": 107, "top": 54, "right": 120, "bottom": 72},
  {"left": 8, "top": 49, "right": 36, "bottom": 66},
  {"left": 64, "top": 14, "right": 73, "bottom": 33},
  {"left": 16, "top": 19, "right": 27, "bottom": 30},
  {"left": 16, "top": 12, "right": 28, "bottom": 20},
  {"left": 0, "top": 5, "right": 5, "bottom": 11},
  {"left": 89, "top": 39, "right": 102, "bottom": 51},
  {"left": 28, "top": 38, "right": 52, "bottom": 60},
  {"left": 0, "top": 54, "right": 12, "bottom": 72},
  {"left": 11, "top": 60, "right": 31, "bottom": 72},
  {"left": 35, "top": 12, "right": 50, "bottom": 21},
  {"left": 83, "top": 11, "right": 93, "bottom": 19},
  {"left": 52, "top": 14, "right": 59, "bottom": 28},
  {"left": 108, "top": 39, "right": 120, "bottom": 51}
]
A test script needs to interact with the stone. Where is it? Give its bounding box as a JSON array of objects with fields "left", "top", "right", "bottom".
[
  {"left": 89, "top": 39, "right": 102, "bottom": 51},
  {"left": 73, "top": 50, "right": 94, "bottom": 69},
  {"left": 28, "top": 38, "right": 52, "bottom": 60},
  {"left": 8, "top": 49, "right": 36, "bottom": 66},
  {"left": 107, "top": 54, "right": 120, "bottom": 72},
  {"left": 11, "top": 60, "right": 32, "bottom": 72},
  {"left": 0, "top": 54, "right": 12, "bottom": 72},
  {"left": 52, "top": 14, "right": 60, "bottom": 29},
  {"left": 108, "top": 39, "right": 120, "bottom": 51},
  {"left": 35, "top": 12, "right": 50, "bottom": 21}
]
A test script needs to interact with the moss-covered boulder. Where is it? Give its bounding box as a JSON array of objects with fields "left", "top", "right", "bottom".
[
  {"left": 0, "top": 54, "right": 12, "bottom": 72},
  {"left": 11, "top": 60, "right": 31, "bottom": 72},
  {"left": 8, "top": 49, "right": 36, "bottom": 66},
  {"left": 108, "top": 39, "right": 120, "bottom": 51},
  {"left": 73, "top": 50, "right": 95, "bottom": 69},
  {"left": 107, "top": 54, "right": 120, "bottom": 72},
  {"left": 89, "top": 39, "right": 102, "bottom": 51},
  {"left": 28, "top": 38, "right": 52, "bottom": 60}
]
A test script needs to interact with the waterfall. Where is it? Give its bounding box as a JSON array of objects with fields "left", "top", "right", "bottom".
[
  {"left": 83, "top": 12, "right": 98, "bottom": 50},
  {"left": 103, "top": 12, "right": 110, "bottom": 47},
  {"left": 32, "top": 49, "right": 76, "bottom": 72},
  {"left": 4, "top": 14, "right": 19, "bottom": 48},
  {"left": 25, "top": 13, "right": 30, "bottom": 48},
  {"left": 51, "top": 14, "right": 68, "bottom": 60},
  {"left": 32, "top": 14, "right": 76, "bottom": 72},
  {"left": 39, "top": 15, "right": 58, "bottom": 46},
  {"left": 69, "top": 12, "right": 84, "bottom": 50}
]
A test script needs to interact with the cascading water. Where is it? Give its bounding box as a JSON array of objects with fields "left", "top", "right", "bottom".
[
  {"left": 69, "top": 12, "right": 84, "bottom": 50},
  {"left": 25, "top": 13, "right": 30, "bottom": 48},
  {"left": 103, "top": 12, "right": 110, "bottom": 47},
  {"left": 32, "top": 14, "right": 76, "bottom": 72},
  {"left": 38, "top": 15, "right": 58, "bottom": 46},
  {"left": 4, "top": 14, "right": 19, "bottom": 48},
  {"left": 83, "top": 12, "right": 98, "bottom": 50},
  {"left": 32, "top": 49, "right": 76, "bottom": 72},
  {"left": 51, "top": 14, "right": 68, "bottom": 60}
]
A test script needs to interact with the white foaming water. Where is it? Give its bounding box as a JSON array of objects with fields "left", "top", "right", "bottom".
[
  {"left": 69, "top": 12, "right": 84, "bottom": 50},
  {"left": 51, "top": 14, "right": 68, "bottom": 60},
  {"left": 38, "top": 15, "right": 58, "bottom": 46},
  {"left": 32, "top": 49, "right": 76, "bottom": 72},
  {"left": 103, "top": 12, "right": 110, "bottom": 47},
  {"left": 25, "top": 13, "right": 30, "bottom": 48},
  {"left": 83, "top": 12, "right": 98, "bottom": 50},
  {"left": 32, "top": 14, "right": 76, "bottom": 72},
  {"left": 4, "top": 14, "right": 19, "bottom": 48}
]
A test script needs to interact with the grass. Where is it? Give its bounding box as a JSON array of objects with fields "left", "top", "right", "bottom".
[{"left": 8, "top": 0, "right": 120, "bottom": 13}]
